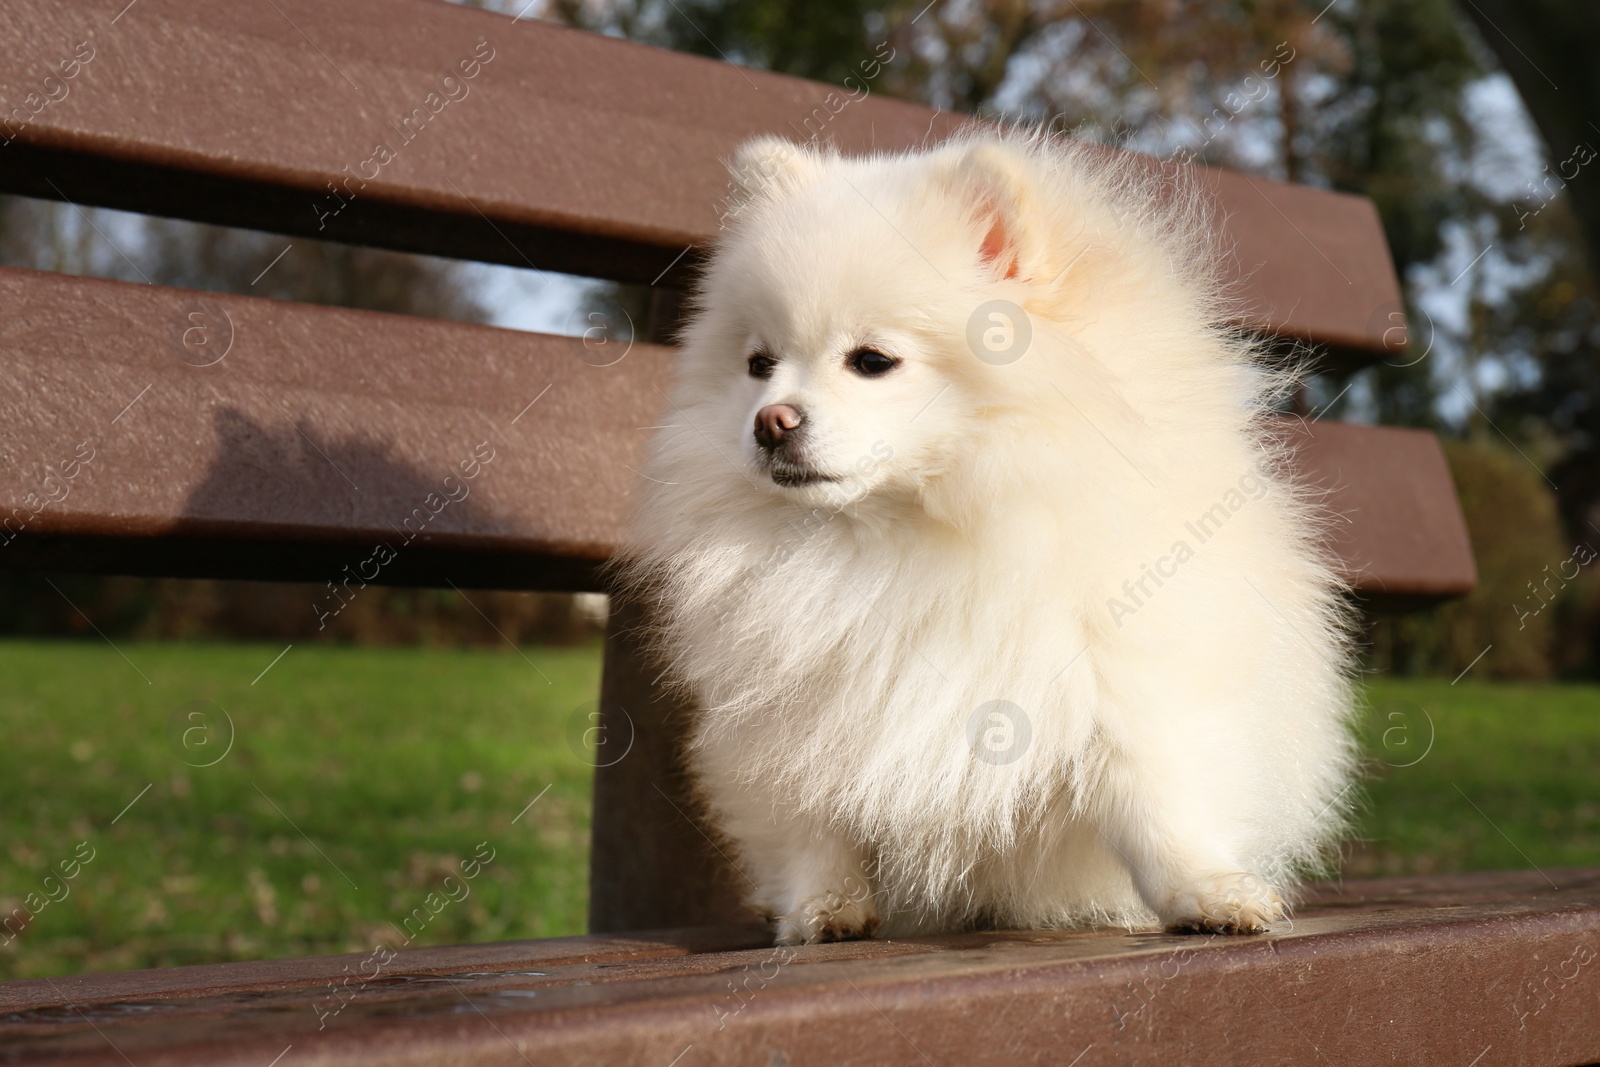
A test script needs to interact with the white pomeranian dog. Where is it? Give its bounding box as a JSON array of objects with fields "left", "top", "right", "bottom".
[{"left": 619, "top": 128, "right": 1356, "bottom": 944}]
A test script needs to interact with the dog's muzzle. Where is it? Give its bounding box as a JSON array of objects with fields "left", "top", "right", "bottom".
[{"left": 754, "top": 404, "right": 841, "bottom": 487}]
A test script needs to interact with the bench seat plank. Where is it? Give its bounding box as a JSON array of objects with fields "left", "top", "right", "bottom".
[
  {"left": 1, "top": 869, "right": 1595, "bottom": 1066},
  {"left": 0, "top": 266, "right": 1474, "bottom": 600},
  {"left": 0, "top": 0, "right": 1400, "bottom": 361}
]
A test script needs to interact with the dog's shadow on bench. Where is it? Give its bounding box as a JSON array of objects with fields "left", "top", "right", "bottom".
[{"left": 176, "top": 406, "right": 531, "bottom": 591}]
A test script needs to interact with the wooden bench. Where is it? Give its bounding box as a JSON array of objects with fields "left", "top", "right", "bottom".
[
  {"left": 3, "top": 2, "right": 1591, "bottom": 1064},
  {"left": 4, "top": 869, "right": 1596, "bottom": 1064}
]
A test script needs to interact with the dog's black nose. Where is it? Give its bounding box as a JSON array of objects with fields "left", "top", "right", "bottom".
[{"left": 754, "top": 404, "right": 803, "bottom": 450}]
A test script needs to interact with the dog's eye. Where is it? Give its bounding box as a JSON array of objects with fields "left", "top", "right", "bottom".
[
  {"left": 847, "top": 348, "right": 899, "bottom": 378},
  {"left": 747, "top": 353, "right": 776, "bottom": 380}
]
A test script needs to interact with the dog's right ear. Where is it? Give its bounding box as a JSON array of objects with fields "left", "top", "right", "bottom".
[
  {"left": 935, "top": 140, "right": 1042, "bottom": 283},
  {"left": 724, "top": 137, "right": 822, "bottom": 216}
]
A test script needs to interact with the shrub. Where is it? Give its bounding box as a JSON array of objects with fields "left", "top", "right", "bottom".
[{"left": 1366, "top": 437, "right": 1582, "bottom": 680}]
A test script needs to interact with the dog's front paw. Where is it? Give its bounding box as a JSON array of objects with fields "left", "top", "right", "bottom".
[
  {"left": 773, "top": 892, "right": 879, "bottom": 946},
  {"left": 1160, "top": 871, "right": 1285, "bottom": 935}
]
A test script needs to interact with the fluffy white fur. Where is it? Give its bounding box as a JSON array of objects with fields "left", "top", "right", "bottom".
[{"left": 619, "top": 129, "right": 1356, "bottom": 944}]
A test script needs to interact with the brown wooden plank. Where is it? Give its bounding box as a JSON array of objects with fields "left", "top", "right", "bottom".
[
  {"left": 0, "top": 0, "right": 1400, "bottom": 361},
  {"left": 0, "top": 267, "right": 1471, "bottom": 598},
  {"left": 1, "top": 869, "right": 1595, "bottom": 1065},
  {"left": 1278, "top": 417, "right": 1479, "bottom": 602},
  {"left": 0, "top": 927, "right": 770, "bottom": 1012},
  {"left": 0, "top": 265, "right": 667, "bottom": 592}
]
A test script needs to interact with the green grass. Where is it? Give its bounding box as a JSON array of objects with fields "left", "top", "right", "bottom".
[
  {"left": 1349, "top": 677, "right": 1600, "bottom": 876},
  {"left": 1, "top": 642, "right": 1596, "bottom": 981},
  {"left": 0, "top": 640, "right": 601, "bottom": 980}
]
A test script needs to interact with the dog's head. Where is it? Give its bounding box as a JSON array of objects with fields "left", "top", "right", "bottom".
[{"left": 672, "top": 134, "right": 1089, "bottom": 517}]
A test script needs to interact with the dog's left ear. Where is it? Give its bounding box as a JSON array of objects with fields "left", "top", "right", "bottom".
[
  {"left": 937, "top": 141, "right": 1039, "bottom": 282},
  {"left": 725, "top": 136, "right": 825, "bottom": 215}
]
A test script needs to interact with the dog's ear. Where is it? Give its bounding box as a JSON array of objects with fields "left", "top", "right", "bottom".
[
  {"left": 725, "top": 137, "right": 822, "bottom": 215},
  {"left": 938, "top": 141, "right": 1038, "bottom": 282}
]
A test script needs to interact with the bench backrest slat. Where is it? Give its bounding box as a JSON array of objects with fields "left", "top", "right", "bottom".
[
  {"left": 0, "top": 0, "right": 1399, "bottom": 360},
  {"left": 0, "top": 265, "right": 1474, "bottom": 599}
]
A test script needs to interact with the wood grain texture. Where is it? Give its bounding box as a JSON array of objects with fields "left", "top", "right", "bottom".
[{"left": 1, "top": 869, "right": 1594, "bottom": 1066}]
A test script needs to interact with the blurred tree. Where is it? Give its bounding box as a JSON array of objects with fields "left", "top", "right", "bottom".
[
  {"left": 661, "top": 0, "right": 891, "bottom": 82},
  {"left": 1456, "top": 0, "right": 1600, "bottom": 279},
  {"left": 1449, "top": 0, "right": 1600, "bottom": 543}
]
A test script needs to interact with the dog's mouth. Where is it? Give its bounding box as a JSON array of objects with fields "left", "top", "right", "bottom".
[{"left": 767, "top": 463, "right": 843, "bottom": 488}]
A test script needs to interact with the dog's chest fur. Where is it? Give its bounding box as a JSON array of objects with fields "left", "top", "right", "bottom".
[{"left": 675, "top": 513, "right": 1101, "bottom": 857}]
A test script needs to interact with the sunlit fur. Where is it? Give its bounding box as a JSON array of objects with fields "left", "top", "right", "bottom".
[{"left": 618, "top": 128, "right": 1357, "bottom": 942}]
